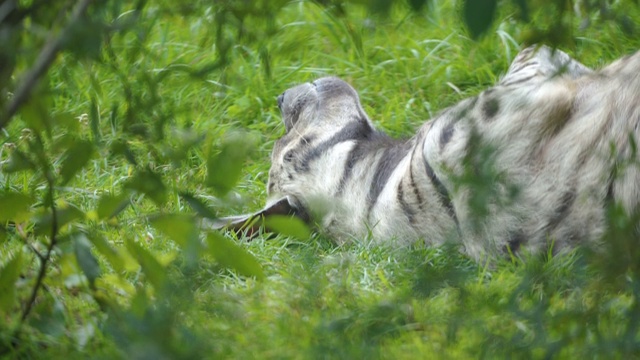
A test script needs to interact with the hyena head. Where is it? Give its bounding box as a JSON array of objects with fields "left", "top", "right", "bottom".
[
  {"left": 266, "top": 77, "right": 376, "bottom": 218},
  {"left": 208, "top": 77, "right": 378, "bottom": 235},
  {"left": 276, "top": 77, "right": 367, "bottom": 132}
]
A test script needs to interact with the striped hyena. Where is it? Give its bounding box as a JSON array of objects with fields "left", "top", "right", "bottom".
[{"left": 215, "top": 46, "right": 640, "bottom": 261}]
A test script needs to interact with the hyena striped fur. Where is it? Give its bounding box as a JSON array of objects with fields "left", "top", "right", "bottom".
[{"left": 219, "top": 46, "right": 640, "bottom": 261}]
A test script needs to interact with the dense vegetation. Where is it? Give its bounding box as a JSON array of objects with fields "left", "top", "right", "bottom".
[{"left": 1, "top": 0, "right": 640, "bottom": 358}]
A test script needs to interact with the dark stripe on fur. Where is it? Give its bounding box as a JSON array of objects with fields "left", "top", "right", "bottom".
[
  {"left": 284, "top": 134, "right": 319, "bottom": 163},
  {"left": 506, "top": 55, "right": 537, "bottom": 76},
  {"left": 409, "top": 153, "right": 424, "bottom": 212},
  {"left": 547, "top": 190, "right": 577, "bottom": 231},
  {"left": 367, "top": 141, "right": 412, "bottom": 215},
  {"left": 502, "top": 74, "right": 536, "bottom": 87},
  {"left": 285, "top": 96, "right": 307, "bottom": 131},
  {"left": 335, "top": 131, "right": 398, "bottom": 195},
  {"left": 504, "top": 231, "right": 525, "bottom": 254},
  {"left": 452, "top": 96, "right": 478, "bottom": 122},
  {"left": 482, "top": 97, "right": 500, "bottom": 120},
  {"left": 606, "top": 172, "right": 616, "bottom": 206},
  {"left": 440, "top": 122, "right": 456, "bottom": 149},
  {"left": 301, "top": 134, "right": 318, "bottom": 145},
  {"left": 296, "top": 118, "right": 372, "bottom": 172},
  {"left": 397, "top": 181, "right": 416, "bottom": 224},
  {"left": 423, "top": 158, "right": 459, "bottom": 226},
  {"left": 507, "top": 61, "right": 528, "bottom": 75},
  {"left": 336, "top": 142, "right": 368, "bottom": 195}
]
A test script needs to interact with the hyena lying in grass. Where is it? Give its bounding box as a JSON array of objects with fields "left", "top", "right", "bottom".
[{"left": 214, "top": 46, "right": 640, "bottom": 261}]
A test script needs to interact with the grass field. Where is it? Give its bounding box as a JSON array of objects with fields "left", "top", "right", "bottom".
[{"left": 2, "top": 0, "right": 640, "bottom": 358}]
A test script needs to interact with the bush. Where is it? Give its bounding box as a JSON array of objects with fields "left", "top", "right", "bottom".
[{"left": 0, "top": 0, "right": 639, "bottom": 358}]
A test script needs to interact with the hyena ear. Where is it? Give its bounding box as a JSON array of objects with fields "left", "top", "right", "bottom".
[
  {"left": 277, "top": 93, "right": 296, "bottom": 133},
  {"left": 277, "top": 93, "right": 290, "bottom": 132},
  {"left": 204, "top": 196, "right": 308, "bottom": 239}
]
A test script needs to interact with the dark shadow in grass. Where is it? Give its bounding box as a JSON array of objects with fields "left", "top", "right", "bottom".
[
  {"left": 387, "top": 243, "right": 477, "bottom": 298},
  {"left": 312, "top": 300, "right": 416, "bottom": 359},
  {"left": 412, "top": 255, "right": 475, "bottom": 297}
]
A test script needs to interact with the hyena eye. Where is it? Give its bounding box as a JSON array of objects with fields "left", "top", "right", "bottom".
[{"left": 283, "top": 150, "right": 295, "bottom": 162}]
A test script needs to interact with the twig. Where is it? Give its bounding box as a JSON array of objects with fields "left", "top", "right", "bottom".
[
  {"left": 0, "top": 0, "right": 94, "bottom": 131},
  {"left": 19, "top": 167, "right": 57, "bottom": 323},
  {"left": 13, "top": 222, "right": 42, "bottom": 259},
  {"left": 17, "top": 229, "right": 45, "bottom": 261}
]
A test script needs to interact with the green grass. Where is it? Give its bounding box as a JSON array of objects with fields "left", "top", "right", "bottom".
[{"left": 2, "top": 0, "right": 640, "bottom": 358}]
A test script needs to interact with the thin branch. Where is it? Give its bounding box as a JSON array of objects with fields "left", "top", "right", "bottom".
[
  {"left": 0, "top": 0, "right": 94, "bottom": 131},
  {"left": 17, "top": 232, "right": 45, "bottom": 261},
  {"left": 19, "top": 167, "right": 57, "bottom": 323},
  {"left": 13, "top": 223, "right": 43, "bottom": 260}
]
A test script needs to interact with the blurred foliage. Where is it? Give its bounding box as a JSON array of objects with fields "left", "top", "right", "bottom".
[
  {"left": 0, "top": 0, "right": 638, "bottom": 358},
  {"left": 0, "top": 0, "right": 269, "bottom": 356}
]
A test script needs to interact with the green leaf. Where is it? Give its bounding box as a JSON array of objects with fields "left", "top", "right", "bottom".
[
  {"left": 84, "top": 232, "right": 125, "bottom": 272},
  {"left": 33, "top": 204, "right": 85, "bottom": 236},
  {"left": 29, "top": 298, "right": 65, "bottom": 337},
  {"left": 110, "top": 140, "right": 138, "bottom": 165},
  {"left": 150, "top": 214, "right": 198, "bottom": 247},
  {"left": 463, "top": 0, "right": 497, "bottom": 39},
  {"left": 97, "top": 192, "right": 130, "bottom": 219},
  {"left": 151, "top": 214, "right": 201, "bottom": 266},
  {"left": 206, "top": 232, "right": 264, "bottom": 280},
  {"left": 264, "top": 215, "right": 311, "bottom": 240},
  {"left": 3, "top": 150, "right": 35, "bottom": 173},
  {"left": 370, "top": 0, "right": 393, "bottom": 15},
  {"left": 0, "top": 192, "right": 33, "bottom": 221},
  {"left": 0, "top": 252, "right": 22, "bottom": 312},
  {"left": 512, "top": 0, "right": 530, "bottom": 22},
  {"left": 408, "top": 0, "right": 427, "bottom": 11},
  {"left": 180, "top": 192, "right": 216, "bottom": 219},
  {"left": 20, "top": 95, "right": 53, "bottom": 135},
  {"left": 74, "top": 235, "right": 101, "bottom": 287},
  {"left": 53, "top": 112, "right": 80, "bottom": 132},
  {"left": 90, "top": 97, "right": 101, "bottom": 144},
  {"left": 126, "top": 239, "right": 166, "bottom": 290},
  {"left": 206, "top": 133, "right": 256, "bottom": 196},
  {"left": 64, "top": 18, "right": 104, "bottom": 60},
  {"left": 163, "top": 129, "right": 205, "bottom": 166},
  {"left": 125, "top": 168, "right": 167, "bottom": 206},
  {"left": 59, "top": 140, "right": 95, "bottom": 185}
]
